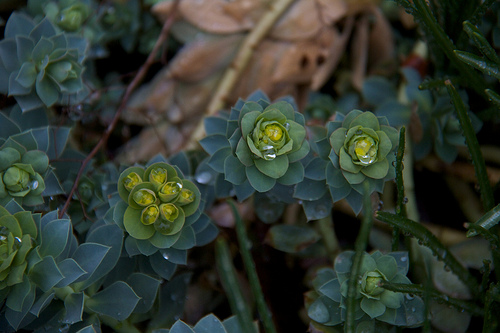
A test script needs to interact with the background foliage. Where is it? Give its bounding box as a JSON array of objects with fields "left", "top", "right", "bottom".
[{"left": 1, "top": 0, "right": 500, "bottom": 332}]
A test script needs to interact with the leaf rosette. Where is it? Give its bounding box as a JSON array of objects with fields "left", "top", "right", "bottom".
[
  {"left": 0, "top": 12, "right": 87, "bottom": 112},
  {"left": 199, "top": 91, "right": 309, "bottom": 199},
  {"left": 307, "top": 251, "right": 424, "bottom": 328},
  {"left": 0, "top": 147, "right": 49, "bottom": 207},
  {"left": 0, "top": 205, "right": 37, "bottom": 292},
  {"left": 323, "top": 110, "right": 398, "bottom": 213},
  {"left": 116, "top": 162, "right": 202, "bottom": 251}
]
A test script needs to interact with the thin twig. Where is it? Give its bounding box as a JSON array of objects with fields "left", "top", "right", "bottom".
[
  {"left": 59, "top": 0, "right": 181, "bottom": 218},
  {"left": 185, "top": 0, "right": 295, "bottom": 149}
]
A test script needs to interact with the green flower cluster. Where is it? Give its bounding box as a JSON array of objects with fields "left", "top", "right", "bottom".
[
  {"left": 307, "top": 251, "right": 424, "bottom": 328},
  {"left": 326, "top": 110, "right": 398, "bottom": 212},
  {"left": 200, "top": 91, "right": 309, "bottom": 199},
  {"left": 117, "top": 162, "right": 201, "bottom": 247},
  {"left": 0, "top": 147, "right": 48, "bottom": 207},
  {"left": 0, "top": 12, "right": 87, "bottom": 112},
  {"left": 27, "top": 0, "right": 92, "bottom": 32},
  {"left": 0, "top": 205, "right": 37, "bottom": 292}
]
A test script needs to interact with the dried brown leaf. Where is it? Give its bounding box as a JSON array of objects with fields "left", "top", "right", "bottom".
[
  {"left": 270, "top": 0, "right": 322, "bottom": 40},
  {"left": 167, "top": 35, "right": 244, "bottom": 82},
  {"left": 153, "top": 0, "right": 254, "bottom": 33}
]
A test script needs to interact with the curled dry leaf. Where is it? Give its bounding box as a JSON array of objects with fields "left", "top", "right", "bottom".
[{"left": 119, "top": 0, "right": 395, "bottom": 163}]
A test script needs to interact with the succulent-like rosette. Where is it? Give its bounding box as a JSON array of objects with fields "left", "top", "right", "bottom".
[
  {"left": 322, "top": 110, "right": 398, "bottom": 213},
  {"left": 0, "top": 147, "right": 48, "bottom": 206},
  {"left": 116, "top": 162, "right": 201, "bottom": 250},
  {"left": 0, "top": 205, "right": 37, "bottom": 291},
  {"left": 0, "top": 12, "right": 87, "bottom": 112},
  {"left": 28, "top": 0, "right": 92, "bottom": 32},
  {"left": 307, "top": 251, "right": 424, "bottom": 329},
  {"left": 199, "top": 91, "right": 310, "bottom": 199}
]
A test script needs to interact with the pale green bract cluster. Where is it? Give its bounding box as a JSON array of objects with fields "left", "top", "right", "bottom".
[
  {"left": 0, "top": 147, "right": 48, "bottom": 207},
  {"left": 117, "top": 162, "right": 202, "bottom": 249},
  {"left": 307, "top": 251, "right": 424, "bottom": 329},
  {"left": 0, "top": 12, "right": 87, "bottom": 112},
  {"left": 199, "top": 91, "right": 309, "bottom": 200}
]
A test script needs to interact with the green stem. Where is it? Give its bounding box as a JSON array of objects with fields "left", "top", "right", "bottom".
[
  {"left": 317, "top": 215, "right": 340, "bottom": 261},
  {"left": 376, "top": 212, "right": 480, "bottom": 293},
  {"left": 382, "top": 282, "right": 484, "bottom": 316},
  {"left": 229, "top": 201, "right": 278, "bottom": 333},
  {"left": 99, "top": 317, "right": 142, "bottom": 333},
  {"left": 345, "top": 184, "right": 373, "bottom": 333},
  {"left": 215, "top": 237, "right": 257, "bottom": 333},
  {"left": 393, "top": 126, "right": 407, "bottom": 251},
  {"left": 445, "top": 80, "right": 495, "bottom": 211},
  {"left": 411, "top": 0, "right": 487, "bottom": 96}
]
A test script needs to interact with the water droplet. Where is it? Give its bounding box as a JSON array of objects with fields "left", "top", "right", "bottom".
[
  {"left": 400, "top": 256, "right": 408, "bottom": 262},
  {"left": 162, "top": 253, "right": 169, "bottom": 260},
  {"left": 406, "top": 293, "right": 415, "bottom": 300},
  {"left": 284, "top": 122, "right": 290, "bottom": 130},
  {"left": 30, "top": 180, "right": 39, "bottom": 190},
  {"left": 315, "top": 205, "right": 327, "bottom": 216},
  {"left": 402, "top": 197, "right": 409, "bottom": 204},
  {"left": 411, "top": 307, "right": 416, "bottom": 312},
  {"left": 264, "top": 153, "right": 276, "bottom": 160},
  {"left": 195, "top": 171, "right": 212, "bottom": 184}
]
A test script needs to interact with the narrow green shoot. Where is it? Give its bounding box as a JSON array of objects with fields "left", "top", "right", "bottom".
[
  {"left": 376, "top": 212, "right": 480, "bottom": 293},
  {"left": 392, "top": 126, "right": 407, "bottom": 251},
  {"left": 229, "top": 201, "right": 278, "bottom": 333},
  {"left": 382, "top": 282, "right": 484, "bottom": 316},
  {"left": 445, "top": 80, "right": 495, "bottom": 211},
  {"left": 215, "top": 238, "right": 257, "bottom": 333},
  {"left": 345, "top": 184, "right": 373, "bottom": 333}
]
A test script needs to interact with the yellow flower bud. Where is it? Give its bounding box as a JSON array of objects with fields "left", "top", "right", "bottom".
[
  {"left": 141, "top": 204, "right": 159, "bottom": 225},
  {"left": 159, "top": 203, "right": 179, "bottom": 222},
  {"left": 132, "top": 189, "right": 156, "bottom": 206},
  {"left": 123, "top": 172, "right": 142, "bottom": 191}
]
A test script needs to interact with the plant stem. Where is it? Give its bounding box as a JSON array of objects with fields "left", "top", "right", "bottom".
[
  {"left": 228, "top": 201, "right": 278, "bottom": 333},
  {"left": 382, "top": 282, "right": 484, "bottom": 316},
  {"left": 445, "top": 80, "right": 495, "bottom": 211},
  {"left": 317, "top": 215, "right": 340, "bottom": 261},
  {"left": 376, "top": 212, "right": 480, "bottom": 293},
  {"left": 215, "top": 237, "right": 257, "bottom": 333},
  {"left": 58, "top": 0, "right": 181, "bottom": 218},
  {"left": 345, "top": 184, "right": 373, "bottom": 333},
  {"left": 393, "top": 126, "right": 407, "bottom": 251},
  {"left": 98, "top": 317, "right": 142, "bottom": 333},
  {"left": 186, "top": 0, "right": 295, "bottom": 148},
  {"left": 410, "top": 0, "right": 487, "bottom": 96}
]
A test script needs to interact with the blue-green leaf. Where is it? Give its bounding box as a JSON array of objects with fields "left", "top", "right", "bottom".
[
  {"left": 86, "top": 281, "right": 140, "bottom": 321},
  {"left": 127, "top": 273, "right": 161, "bottom": 313},
  {"left": 39, "top": 218, "right": 71, "bottom": 258},
  {"left": 29, "top": 255, "right": 64, "bottom": 292}
]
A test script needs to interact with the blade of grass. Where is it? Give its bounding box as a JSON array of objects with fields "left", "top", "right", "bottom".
[
  {"left": 445, "top": 80, "right": 495, "bottom": 211},
  {"left": 345, "top": 183, "right": 372, "bottom": 333},
  {"left": 215, "top": 237, "right": 257, "bottom": 333},
  {"left": 228, "top": 201, "right": 277, "bottom": 333},
  {"left": 392, "top": 126, "right": 407, "bottom": 251},
  {"left": 382, "top": 282, "right": 484, "bottom": 316},
  {"left": 376, "top": 211, "right": 480, "bottom": 293},
  {"left": 397, "top": 0, "right": 487, "bottom": 96}
]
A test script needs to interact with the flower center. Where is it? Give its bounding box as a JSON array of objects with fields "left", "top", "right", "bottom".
[
  {"left": 132, "top": 189, "right": 155, "bottom": 206},
  {"left": 354, "top": 137, "right": 376, "bottom": 165},
  {"left": 160, "top": 203, "right": 179, "bottom": 222},
  {"left": 141, "top": 205, "right": 159, "bottom": 225},
  {"left": 264, "top": 124, "right": 283, "bottom": 142},
  {"left": 123, "top": 172, "right": 142, "bottom": 191},
  {"left": 150, "top": 167, "right": 167, "bottom": 185}
]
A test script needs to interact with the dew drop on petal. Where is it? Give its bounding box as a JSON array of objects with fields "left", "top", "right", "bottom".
[
  {"left": 30, "top": 180, "right": 39, "bottom": 190},
  {"left": 195, "top": 171, "right": 212, "bottom": 184}
]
